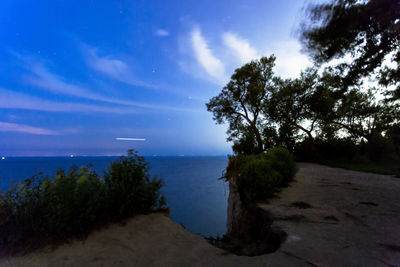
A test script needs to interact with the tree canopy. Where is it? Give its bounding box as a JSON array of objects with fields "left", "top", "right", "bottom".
[
  {"left": 300, "top": 0, "right": 400, "bottom": 99},
  {"left": 207, "top": 0, "right": 400, "bottom": 165},
  {"left": 207, "top": 54, "right": 399, "bottom": 159},
  {"left": 206, "top": 56, "right": 279, "bottom": 154}
]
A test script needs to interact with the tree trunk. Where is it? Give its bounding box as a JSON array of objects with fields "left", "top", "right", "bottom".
[
  {"left": 294, "top": 123, "right": 314, "bottom": 141},
  {"left": 251, "top": 124, "right": 264, "bottom": 153}
]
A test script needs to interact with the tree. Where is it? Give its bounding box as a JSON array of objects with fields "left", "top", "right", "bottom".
[
  {"left": 300, "top": 0, "right": 400, "bottom": 99},
  {"left": 207, "top": 54, "right": 397, "bottom": 158},
  {"left": 269, "top": 67, "right": 396, "bottom": 145},
  {"left": 206, "top": 56, "right": 279, "bottom": 154},
  {"left": 331, "top": 88, "right": 396, "bottom": 141},
  {"left": 269, "top": 68, "right": 336, "bottom": 143}
]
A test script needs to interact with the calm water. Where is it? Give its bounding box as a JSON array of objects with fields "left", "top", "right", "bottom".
[{"left": 0, "top": 156, "right": 229, "bottom": 237}]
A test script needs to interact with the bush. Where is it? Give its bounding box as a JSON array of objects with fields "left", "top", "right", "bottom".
[
  {"left": 294, "top": 138, "right": 359, "bottom": 162},
  {"left": 232, "top": 147, "right": 296, "bottom": 204},
  {"left": 104, "top": 150, "right": 166, "bottom": 221},
  {"left": 365, "top": 133, "right": 397, "bottom": 161},
  {"left": 0, "top": 150, "right": 166, "bottom": 256},
  {"left": 294, "top": 136, "right": 400, "bottom": 163},
  {"left": 265, "top": 147, "right": 297, "bottom": 186}
]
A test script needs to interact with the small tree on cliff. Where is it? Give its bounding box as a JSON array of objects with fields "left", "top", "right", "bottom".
[{"left": 206, "top": 56, "right": 279, "bottom": 154}]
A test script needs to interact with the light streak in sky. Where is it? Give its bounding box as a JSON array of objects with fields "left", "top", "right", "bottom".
[{"left": 115, "top": 137, "right": 146, "bottom": 141}]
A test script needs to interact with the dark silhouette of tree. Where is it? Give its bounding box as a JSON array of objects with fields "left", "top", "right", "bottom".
[
  {"left": 269, "top": 67, "right": 397, "bottom": 145},
  {"left": 206, "top": 56, "right": 279, "bottom": 154},
  {"left": 330, "top": 88, "right": 397, "bottom": 141},
  {"left": 300, "top": 0, "right": 400, "bottom": 99},
  {"left": 269, "top": 68, "right": 335, "bottom": 143},
  {"left": 207, "top": 54, "right": 398, "bottom": 159}
]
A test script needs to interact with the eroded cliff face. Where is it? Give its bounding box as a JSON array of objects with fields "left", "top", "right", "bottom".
[
  {"left": 212, "top": 172, "right": 286, "bottom": 256},
  {"left": 226, "top": 176, "right": 242, "bottom": 235}
]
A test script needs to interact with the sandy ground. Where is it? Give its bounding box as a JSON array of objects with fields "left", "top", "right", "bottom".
[
  {"left": 2, "top": 212, "right": 296, "bottom": 267},
  {"left": 3, "top": 163, "right": 400, "bottom": 266},
  {"left": 260, "top": 163, "right": 400, "bottom": 266}
]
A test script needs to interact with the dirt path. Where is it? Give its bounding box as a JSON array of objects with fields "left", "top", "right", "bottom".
[
  {"left": 260, "top": 163, "right": 400, "bottom": 266},
  {"left": 3, "top": 163, "right": 400, "bottom": 266}
]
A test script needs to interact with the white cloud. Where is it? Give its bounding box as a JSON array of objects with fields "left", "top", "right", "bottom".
[
  {"left": 180, "top": 27, "right": 308, "bottom": 86},
  {"left": 84, "top": 47, "right": 154, "bottom": 88},
  {"left": 155, "top": 29, "right": 169, "bottom": 37},
  {"left": 222, "top": 32, "right": 259, "bottom": 64},
  {"left": 0, "top": 121, "right": 57, "bottom": 135},
  {"left": 263, "top": 41, "right": 312, "bottom": 78},
  {"left": 190, "top": 27, "right": 228, "bottom": 85}
]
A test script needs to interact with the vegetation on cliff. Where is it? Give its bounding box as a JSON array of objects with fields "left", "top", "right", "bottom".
[
  {"left": 0, "top": 150, "right": 166, "bottom": 256},
  {"left": 225, "top": 147, "right": 296, "bottom": 204}
]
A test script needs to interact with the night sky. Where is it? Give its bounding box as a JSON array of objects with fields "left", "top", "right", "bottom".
[{"left": 0, "top": 0, "right": 311, "bottom": 156}]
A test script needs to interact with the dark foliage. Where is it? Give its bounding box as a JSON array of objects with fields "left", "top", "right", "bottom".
[
  {"left": 0, "top": 150, "right": 166, "bottom": 256},
  {"left": 386, "top": 123, "right": 400, "bottom": 156},
  {"left": 206, "top": 56, "right": 281, "bottom": 154},
  {"left": 300, "top": 0, "right": 400, "bottom": 99},
  {"left": 227, "top": 147, "right": 297, "bottom": 204},
  {"left": 294, "top": 138, "right": 359, "bottom": 162},
  {"left": 295, "top": 135, "right": 400, "bottom": 163}
]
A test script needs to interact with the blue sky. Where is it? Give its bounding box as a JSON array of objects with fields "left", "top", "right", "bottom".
[{"left": 0, "top": 0, "right": 311, "bottom": 156}]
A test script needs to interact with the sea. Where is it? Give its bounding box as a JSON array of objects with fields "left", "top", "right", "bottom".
[{"left": 0, "top": 156, "right": 229, "bottom": 237}]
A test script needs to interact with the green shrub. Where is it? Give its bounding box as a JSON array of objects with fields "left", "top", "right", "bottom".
[
  {"left": 233, "top": 147, "right": 297, "bottom": 204},
  {"left": 266, "top": 146, "right": 297, "bottom": 186},
  {"left": 0, "top": 150, "right": 166, "bottom": 256},
  {"left": 104, "top": 150, "right": 166, "bottom": 220}
]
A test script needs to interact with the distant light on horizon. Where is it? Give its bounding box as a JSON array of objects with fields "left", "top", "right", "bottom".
[{"left": 116, "top": 137, "right": 146, "bottom": 141}]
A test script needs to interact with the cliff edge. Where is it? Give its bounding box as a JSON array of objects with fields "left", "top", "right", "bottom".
[{"left": 3, "top": 163, "right": 400, "bottom": 266}]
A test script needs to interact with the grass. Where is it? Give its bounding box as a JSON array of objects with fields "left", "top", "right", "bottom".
[
  {"left": 291, "top": 201, "right": 313, "bottom": 209},
  {"left": 320, "top": 159, "right": 400, "bottom": 177}
]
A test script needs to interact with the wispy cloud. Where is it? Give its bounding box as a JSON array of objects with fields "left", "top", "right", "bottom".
[
  {"left": 26, "top": 64, "right": 98, "bottom": 99},
  {"left": 0, "top": 121, "right": 57, "bottom": 135},
  {"left": 84, "top": 46, "right": 154, "bottom": 88},
  {"left": 21, "top": 62, "right": 195, "bottom": 112},
  {"left": 190, "top": 27, "right": 228, "bottom": 85},
  {"left": 0, "top": 88, "right": 138, "bottom": 114},
  {"left": 222, "top": 32, "right": 259, "bottom": 64},
  {"left": 155, "top": 29, "right": 169, "bottom": 37}
]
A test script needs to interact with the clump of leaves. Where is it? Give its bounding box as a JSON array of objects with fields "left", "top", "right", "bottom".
[
  {"left": 0, "top": 150, "right": 166, "bottom": 257},
  {"left": 231, "top": 146, "right": 297, "bottom": 204}
]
